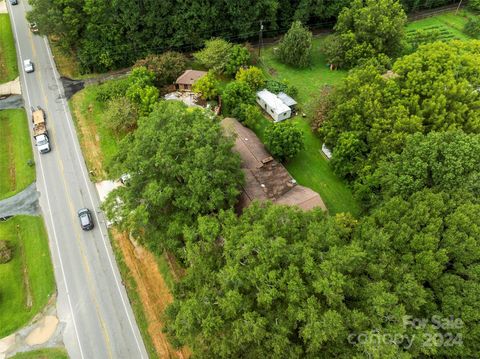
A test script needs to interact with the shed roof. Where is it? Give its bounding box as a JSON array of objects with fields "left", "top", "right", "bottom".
[
  {"left": 257, "top": 89, "right": 290, "bottom": 115},
  {"left": 277, "top": 92, "right": 297, "bottom": 107},
  {"left": 175, "top": 70, "right": 207, "bottom": 86}
]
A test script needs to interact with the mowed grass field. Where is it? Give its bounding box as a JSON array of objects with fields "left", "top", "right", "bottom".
[
  {"left": 0, "top": 14, "right": 18, "bottom": 83},
  {"left": 0, "top": 109, "right": 35, "bottom": 200},
  {"left": 10, "top": 348, "right": 69, "bottom": 359},
  {"left": 0, "top": 216, "right": 55, "bottom": 338},
  {"left": 260, "top": 36, "right": 360, "bottom": 215},
  {"left": 69, "top": 85, "right": 118, "bottom": 180}
]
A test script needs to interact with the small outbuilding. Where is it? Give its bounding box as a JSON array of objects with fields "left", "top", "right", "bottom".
[
  {"left": 256, "top": 89, "right": 291, "bottom": 122},
  {"left": 175, "top": 70, "right": 207, "bottom": 91}
]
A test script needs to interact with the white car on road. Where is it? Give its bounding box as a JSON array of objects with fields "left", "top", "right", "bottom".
[{"left": 23, "top": 59, "right": 34, "bottom": 73}]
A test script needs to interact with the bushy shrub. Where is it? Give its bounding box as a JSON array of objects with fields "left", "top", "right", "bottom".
[
  {"left": 464, "top": 17, "right": 480, "bottom": 39},
  {"left": 236, "top": 104, "right": 263, "bottom": 128},
  {"left": 192, "top": 71, "right": 219, "bottom": 100},
  {"left": 265, "top": 79, "right": 298, "bottom": 98},
  {"left": 104, "top": 97, "right": 139, "bottom": 137},
  {"left": 0, "top": 240, "right": 13, "bottom": 264},
  {"left": 235, "top": 66, "right": 265, "bottom": 90},
  {"left": 221, "top": 81, "right": 256, "bottom": 116},
  {"left": 95, "top": 77, "right": 132, "bottom": 102},
  {"left": 265, "top": 121, "right": 304, "bottom": 162},
  {"left": 134, "top": 52, "right": 188, "bottom": 87},
  {"left": 225, "top": 45, "right": 251, "bottom": 77},
  {"left": 468, "top": 0, "right": 480, "bottom": 12}
]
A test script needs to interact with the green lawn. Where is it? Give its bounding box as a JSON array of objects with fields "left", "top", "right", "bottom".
[
  {"left": 406, "top": 10, "right": 474, "bottom": 40},
  {"left": 10, "top": 348, "right": 69, "bottom": 359},
  {"left": 69, "top": 85, "right": 118, "bottom": 180},
  {"left": 0, "top": 109, "right": 35, "bottom": 200},
  {"left": 0, "top": 216, "right": 55, "bottom": 338},
  {"left": 0, "top": 14, "right": 18, "bottom": 83},
  {"left": 259, "top": 36, "right": 360, "bottom": 215}
]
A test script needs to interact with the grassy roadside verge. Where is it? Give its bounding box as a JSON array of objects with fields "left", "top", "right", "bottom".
[
  {"left": 10, "top": 348, "right": 69, "bottom": 359},
  {"left": 48, "top": 37, "right": 82, "bottom": 79},
  {"left": 69, "top": 85, "right": 118, "bottom": 180},
  {"left": 0, "top": 216, "right": 55, "bottom": 338},
  {"left": 0, "top": 13, "right": 18, "bottom": 83},
  {"left": 0, "top": 109, "right": 35, "bottom": 200}
]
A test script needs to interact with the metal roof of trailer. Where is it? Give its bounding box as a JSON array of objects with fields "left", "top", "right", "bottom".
[{"left": 257, "top": 89, "right": 291, "bottom": 115}]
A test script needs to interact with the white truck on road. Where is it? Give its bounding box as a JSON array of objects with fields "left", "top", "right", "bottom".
[{"left": 32, "top": 107, "right": 51, "bottom": 154}]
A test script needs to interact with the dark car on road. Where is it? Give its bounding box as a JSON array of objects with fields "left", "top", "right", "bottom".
[
  {"left": 78, "top": 208, "right": 94, "bottom": 230},
  {"left": 9, "top": 0, "right": 18, "bottom": 5}
]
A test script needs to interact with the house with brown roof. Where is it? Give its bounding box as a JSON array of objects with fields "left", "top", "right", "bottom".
[
  {"left": 175, "top": 70, "right": 207, "bottom": 91},
  {"left": 222, "top": 117, "right": 327, "bottom": 212}
]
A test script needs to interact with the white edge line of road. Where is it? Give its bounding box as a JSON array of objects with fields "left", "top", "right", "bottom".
[
  {"left": 7, "top": 4, "right": 86, "bottom": 359},
  {"left": 42, "top": 38, "right": 147, "bottom": 359}
]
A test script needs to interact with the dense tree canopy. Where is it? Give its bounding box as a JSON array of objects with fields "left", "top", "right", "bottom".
[
  {"left": 358, "top": 131, "right": 480, "bottom": 206},
  {"left": 327, "top": 0, "right": 407, "bottom": 68},
  {"left": 166, "top": 203, "right": 368, "bottom": 358},
  {"left": 103, "top": 101, "right": 243, "bottom": 255},
  {"left": 28, "top": 0, "right": 456, "bottom": 71},
  {"left": 320, "top": 40, "right": 480, "bottom": 182},
  {"left": 167, "top": 192, "right": 480, "bottom": 357}
]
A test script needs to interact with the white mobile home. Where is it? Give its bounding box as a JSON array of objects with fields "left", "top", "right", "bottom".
[{"left": 256, "top": 89, "right": 291, "bottom": 122}]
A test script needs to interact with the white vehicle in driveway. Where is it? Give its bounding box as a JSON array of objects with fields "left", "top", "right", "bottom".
[{"left": 23, "top": 59, "right": 34, "bottom": 73}]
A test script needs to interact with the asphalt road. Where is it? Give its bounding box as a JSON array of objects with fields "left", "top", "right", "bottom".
[{"left": 6, "top": 2, "right": 148, "bottom": 359}]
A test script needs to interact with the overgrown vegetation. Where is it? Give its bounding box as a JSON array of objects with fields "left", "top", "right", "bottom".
[{"left": 10, "top": 348, "right": 68, "bottom": 359}]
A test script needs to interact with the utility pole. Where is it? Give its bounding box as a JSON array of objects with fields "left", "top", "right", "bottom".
[
  {"left": 258, "top": 20, "right": 264, "bottom": 58},
  {"left": 456, "top": 0, "right": 463, "bottom": 14}
]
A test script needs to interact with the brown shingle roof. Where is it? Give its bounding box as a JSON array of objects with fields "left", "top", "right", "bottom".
[
  {"left": 175, "top": 70, "right": 207, "bottom": 86},
  {"left": 222, "top": 117, "right": 327, "bottom": 212}
]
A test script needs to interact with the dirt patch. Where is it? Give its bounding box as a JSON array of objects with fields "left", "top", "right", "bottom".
[
  {"left": 18, "top": 230, "right": 32, "bottom": 308},
  {"left": 71, "top": 93, "right": 107, "bottom": 179},
  {"left": 5, "top": 119, "right": 16, "bottom": 191},
  {"left": 113, "top": 230, "right": 189, "bottom": 359}
]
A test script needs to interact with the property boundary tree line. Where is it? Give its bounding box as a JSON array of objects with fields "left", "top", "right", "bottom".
[{"left": 28, "top": 0, "right": 461, "bottom": 72}]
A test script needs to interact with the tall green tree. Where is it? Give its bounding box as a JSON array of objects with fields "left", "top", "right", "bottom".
[
  {"left": 235, "top": 66, "right": 266, "bottom": 90},
  {"left": 224, "top": 45, "right": 251, "bottom": 77},
  {"left": 277, "top": 21, "right": 312, "bottom": 68},
  {"left": 332, "top": 0, "right": 407, "bottom": 67},
  {"left": 221, "top": 81, "right": 256, "bottom": 117},
  {"left": 103, "top": 101, "right": 243, "bottom": 255},
  {"left": 194, "top": 38, "right": 233, "bottom": 74}
]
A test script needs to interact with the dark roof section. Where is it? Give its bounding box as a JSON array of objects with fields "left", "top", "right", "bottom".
[{"left": 222, "top": 117, "right": 326, "bottom": 212}]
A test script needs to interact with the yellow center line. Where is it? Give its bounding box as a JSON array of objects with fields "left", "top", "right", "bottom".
[{"left": 26, "top": 24, "right": 114, "bottom": 359}]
